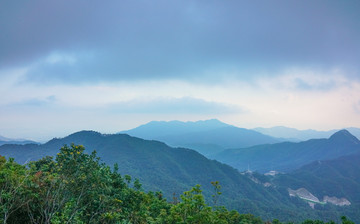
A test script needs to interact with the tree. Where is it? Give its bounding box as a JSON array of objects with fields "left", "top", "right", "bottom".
[{"left": 0, "top": 156, "right": 31, "bottom": 224}]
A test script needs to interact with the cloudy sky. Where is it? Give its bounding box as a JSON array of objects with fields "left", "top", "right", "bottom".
[{"left": 1, "top": 0, "right": 360, "bottom": 141}]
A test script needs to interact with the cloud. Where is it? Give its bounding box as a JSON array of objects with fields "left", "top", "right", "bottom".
[
  {"left": 1, "top": 0, "right": 359, "bottom": 84},
  {"left": 1, "top": 71, "right": 360, "bottom": 140},
  {"left": 292, "top": 77, "right": 338, "bottom": 91},
  {"left": 7, "top": 95, "right": 57, "bottom": 108},
  {"left": 255, "top": 68, "right": 351, "bottom": 92},
  {"left": 354, "top": 101, "right": 360, "bottom": 114},
  {"left": 107, "top": 97, "right": 244, "bottom": 115}
]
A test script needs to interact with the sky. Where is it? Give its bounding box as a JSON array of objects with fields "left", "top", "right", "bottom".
[{"left": 1, "top": 0, "right": 360, "bottom": 141}]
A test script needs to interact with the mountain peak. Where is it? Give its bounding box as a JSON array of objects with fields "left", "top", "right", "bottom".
[
  {"left": 148, "top": 119, "right": 227, "bottom": 126},
  {"left": 329, "top": 129, "right": 360, "bottom": 143},
  {"left": 67, "top": 130, "right": 102, "bottom": 138},
  {"left": 121, "top": 119, "right": 231, "bottom": 139}
]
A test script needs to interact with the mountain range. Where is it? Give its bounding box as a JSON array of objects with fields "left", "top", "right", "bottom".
[
  {"left": 1, "top": 129, "right": 360, "bottom": 222},
  {"left": 212, "top": 130, "right": 360, "bottom": 173},
  {"left": 0, "top": 130, "right": 311, "bottom": 221},
  {"left": 120, "top": 119, "right": 282, "bottom": 156},
  {"left": 1, "top": 120, "right": 360, "bottom": 222}
]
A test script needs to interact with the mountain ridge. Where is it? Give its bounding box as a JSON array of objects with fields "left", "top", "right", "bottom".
[
  {"left": 253, "top": 126, "right": 360, "bottom": 141},
  {"left": 212, "top": 129, "right": 360, "bottom": 173},
  {"left": 120, "top": 119, "right": 231, "bottom": 139}
]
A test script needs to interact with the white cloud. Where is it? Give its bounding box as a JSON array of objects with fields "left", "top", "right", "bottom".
[{"left": 106, "top": 97, "right": 243, "bottom": 114}]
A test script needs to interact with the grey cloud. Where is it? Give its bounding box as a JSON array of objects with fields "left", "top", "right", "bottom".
[
  {"left": 1, "top": 0, "right": 360, "bottom": 83},
  {"left": 107, "top": 97, "right": 244, "bottom": 115}
]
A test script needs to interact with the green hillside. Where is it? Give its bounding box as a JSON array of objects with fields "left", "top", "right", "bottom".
[{"left": 1, "top": 144, "right": 353, "bottom": 224}]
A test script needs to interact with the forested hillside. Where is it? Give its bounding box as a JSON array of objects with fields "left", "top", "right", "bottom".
[
  {"left": 0, "top": 145, "right": 354, "bottom": 224},
  {"left": 272, "top": 152, "right": 360, "bottom": 221}
]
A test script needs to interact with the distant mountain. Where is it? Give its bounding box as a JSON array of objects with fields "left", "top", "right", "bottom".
[
  {"left": 0, "top": 130, "right": 358, "bottom": 222},
  {"left": 212, "top": 130, "right": 360, "bottom": 173},
  {"left": 122, "top": 119, "right": 230, "bottom": 139},
  {"left": 0, "top": 135, "right": 12, "bottom": 141},
  {"left": 253, "top": 126, "right": 360, "bottom": 141},
  {"left": 121, "top": 119, "right": 281, "bottom": 156},
  {"left": 0, "top": 134, "right": 38, "bottom": 146}
]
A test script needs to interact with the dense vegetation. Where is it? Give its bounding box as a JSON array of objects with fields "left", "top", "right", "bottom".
[{"left": 0, "top": 144, "right": 354, "bottom": 223}]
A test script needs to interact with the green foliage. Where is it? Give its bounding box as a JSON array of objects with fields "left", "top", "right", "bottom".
[{"left": 0, "top": 145, "right": 355, "bottom": 223}]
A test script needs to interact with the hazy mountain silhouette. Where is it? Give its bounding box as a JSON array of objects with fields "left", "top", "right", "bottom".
[
  {"left": 0, "top": 134, "right": 38, "bottom": 146},
  {"left": 253, "top": 126, "right": 360, "bottom": 141},
  {"left": 121, "top": 119, "right": 230, "bottom": 138},
  {"left": 121, "top": 119, "right": 281, "bottom": 156}
]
